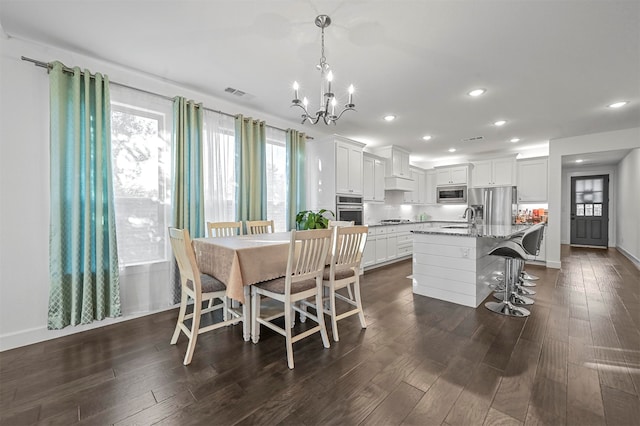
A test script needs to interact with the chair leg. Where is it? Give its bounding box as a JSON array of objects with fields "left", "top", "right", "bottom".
[
  {"left": 299, "top": 301, "right": 308, "bottom": 323},
  {"left": 251, "top": 287, "right": 260, "bottom": 344},
  {"left": 285, "top": 301, "right": 295, "bottom": 369},
  {"left": 171, "top": 290, "right": 188, "bottom": 345},
  {"left": 354, "top": 278, "right": 367, "bottom": 329},
  {"left": 242, "top": 286, "right": 251, "bottom": 342},
  {"left": 183, "top": 299, "right": 201, "bottom": 365},
  {"left": 317, "top": 285, "right": 331, "bottom": 349},
  {"left": 223, "top": 296, "right": 230, "bottom": 322},
  {"left": 329, "top": 285, "right": 339, "bottom": 342}
]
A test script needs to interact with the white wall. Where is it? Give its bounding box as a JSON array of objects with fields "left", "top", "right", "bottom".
[
  {"left": 616, "top": 149, "right": 640, "bottom": 265},
  {"left": 548, "top": 127, "right": 640, "bottom": 269},
  {"left": 0, "top": 35, "right": 330, "bottom": 351},
  {"left": 560, "top": 165, "right": 617, "bottom": 246}
]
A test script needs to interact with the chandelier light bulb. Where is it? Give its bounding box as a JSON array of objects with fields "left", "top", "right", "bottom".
[{"left": 290, "top": 15, "right": 356, "bottom": 125}]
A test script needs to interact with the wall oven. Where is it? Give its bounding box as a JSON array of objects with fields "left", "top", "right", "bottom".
[
  {"left": 437, "top": 185, "right": 467, "bottom": 204},
  {"left": 335, "top": 195, "right": 363, "bottom": 225}
]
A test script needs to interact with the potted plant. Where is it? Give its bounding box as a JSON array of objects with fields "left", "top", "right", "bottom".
[{"left": 295, "top": 209, "right": 335, "bottom": 230}]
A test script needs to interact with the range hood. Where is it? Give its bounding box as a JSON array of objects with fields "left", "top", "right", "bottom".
[{"left": 384, "top": 176, "right": 414, "bottom": 191}]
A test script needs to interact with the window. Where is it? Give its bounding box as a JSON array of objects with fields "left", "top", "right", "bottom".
[
  {"left": 266, "top": 127, "right": 287, "bottom": 232},
  {"left": 203, "top": 111, "right": 236, "bottom": 223},
  {"left": 110, "top": 87, "right": 172, "bottom": 266}
]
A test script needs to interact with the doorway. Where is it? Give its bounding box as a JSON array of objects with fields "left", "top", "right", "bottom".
[{"left": 570, "top": 174, "right": 609, "bottom": 247}]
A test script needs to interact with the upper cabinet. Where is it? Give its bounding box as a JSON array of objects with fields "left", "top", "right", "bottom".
[
  {"left": 517, "top": 157, "right": 548, "bottom": 202},
  {"left": 424, "top": 170, "right": 437, "bottom": 204},
  {"left": 335, "top": 138, "right": 364, "bottom": 195},
  {"left": 436, "top": 165, "right": 468, "bottom": 186},
  {"left": 306, "top": 135, "right": 365, "bottom": 211},
  {"left": 403, "top": 167, "right": 425, "bottom": 204},
  {"left": 363, "top": 153, "right": 385, "bottom": 202},
  {"left": 372, "top": 145, "right": 411, "bottom": 178},
  {"left": 470, "top": 157, "right": 516, "bottom": 187}
]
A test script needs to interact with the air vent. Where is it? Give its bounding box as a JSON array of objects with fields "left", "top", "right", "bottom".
[
  {"left": 224, "top": 87, "right": 246, "bottom": 97},
  {"left": 461, "top": 136, "right": 484, "bottom": 142}
]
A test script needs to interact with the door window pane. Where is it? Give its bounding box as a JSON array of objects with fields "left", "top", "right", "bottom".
[
  {"left": 585, "top": 204, "right": 593, "bottom": 216},
  {"left": 576, "top": 204, "right": 584, "bottom": 216},
  {"left": 594, "top": 204, "right": 602, "bottom": 216}
]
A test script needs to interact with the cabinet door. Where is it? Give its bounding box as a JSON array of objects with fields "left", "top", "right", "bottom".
[
  {"left": 471, "top": 161, "right": 492, "bottom": 187},
  {"left": 492, "top": 158, "right": 516, "bottom": 186},
  {"left": 335, "top": 142, "right": 350, "bottom": 194},
  {"left": 375, "top": 236, "right": 387, "bottom": 263},
  {"left": 415, "top": 170, "right": 425, "bottom": 204},
  {"left": 363, "top": 156, "right": 375, "bottom": 201},
  {"left": 403, "top": 170, "right": 417, "bottom": 203},
  {"left": 400, "top": 152, "right": 411, "bottom": 177},
  {"left": 363, "top": 235, "right": 376, "bottom": 267},
  {"left": 348, "top": 146, "right": 363, "bottom": 194},
  {"left": 374, "top": 159, "right": 385, "bottom": 201},
  {"left": 517, "top": 158, "right": 548, "bottom": 202},
  {"left": 450, "top": 166, "right": 468, "bottom": 184},
  {"left": 436, "top": 169, "right": 451, "bottom": 185},
  {"left": 386, "top": 234, "right": 398, "bottom": 260},
  {"left": 425, "top": 170, "right": 437, "bottom": 204}
]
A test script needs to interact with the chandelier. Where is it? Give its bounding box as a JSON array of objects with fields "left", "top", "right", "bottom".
[{"left": 291, "top": 15, "right": 356, "bottom": 125}]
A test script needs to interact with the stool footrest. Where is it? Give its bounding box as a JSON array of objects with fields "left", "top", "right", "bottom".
[{"left": 485, "top": 301, "right": 530, "bottom": 317}]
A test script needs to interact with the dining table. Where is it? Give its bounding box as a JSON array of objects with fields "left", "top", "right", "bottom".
[{"left": 192, "top": 231, "right": 292, "bottom": 341}]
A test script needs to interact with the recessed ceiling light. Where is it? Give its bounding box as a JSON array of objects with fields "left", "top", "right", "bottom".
[
  {"left": 468, "top": 88, "right": 486, "bottom": 97},
  {"left": 383, "top": 115, "right": 396, "bottom": 122},
  {"left": 422, "top": 135, "right": 432, "bottom": 141},
  {"left": 494, "top": 120, "right": 507, "bottom": 126},
  {"left": 448, "top": 148, "right": 456, "bottom": 153},
  {"left": 575, "top": 159, "right": 584, "bottom": 163},
  {"left": 607, "top": 101, "right": 629, "bottom": 108},
  {"left": 510, "top": 138, "right": 520, "bottom": 143}
]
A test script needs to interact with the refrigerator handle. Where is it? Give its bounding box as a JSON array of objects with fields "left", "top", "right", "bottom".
[{"left": 488, "top": 190, "right": 493, "bottom": 224}]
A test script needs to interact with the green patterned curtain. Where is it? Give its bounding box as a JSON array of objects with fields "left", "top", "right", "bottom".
[
  {"left": 48, "top": 61, "right": 121, "bottom": 329},
  {"left": 171, "top": 97, "right": 205, "bottom": 236},
  {"left": 235, "top": 115, "right": 266, "bottom": 224},
  {"left": 286, "top": 129, "right": 306, "bottom": 230}
]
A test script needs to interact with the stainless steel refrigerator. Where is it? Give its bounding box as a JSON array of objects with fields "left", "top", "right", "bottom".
[{"left": 468, "top": 186, "right": 517, "bottom": 225}]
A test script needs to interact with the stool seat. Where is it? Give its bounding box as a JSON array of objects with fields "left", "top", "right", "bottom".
[{"left": 488, "top": 240, "right": 528, "bottom": 260}]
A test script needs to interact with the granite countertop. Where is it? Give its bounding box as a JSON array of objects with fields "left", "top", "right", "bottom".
[
  {"left": 413, "top": 223, "right": 532, "bottom": 238},
  {"left": 367, "top": 220, "right": 468, "bottom": 227}
]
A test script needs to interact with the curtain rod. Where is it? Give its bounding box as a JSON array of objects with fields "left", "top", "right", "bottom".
[{"left": 21, "top": 56, "right": 313, "bottom": 139}]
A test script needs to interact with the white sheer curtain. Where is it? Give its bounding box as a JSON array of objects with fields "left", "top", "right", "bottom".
[
  {"left": 203, "top": 110, "right": 236, "bottom": 223},
  {"left": 265, "top": 127, "right": 287, "bottom": 232}
]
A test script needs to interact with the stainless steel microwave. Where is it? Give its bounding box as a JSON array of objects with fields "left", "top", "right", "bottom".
[{"left": 437, "top": 185, "right": 467, "bottom": 204}]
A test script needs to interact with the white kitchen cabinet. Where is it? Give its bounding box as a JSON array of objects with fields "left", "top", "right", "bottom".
[
  {"left": 471, "top": 157, "right": 516, "bottom": 187},
  {"left": 404, "top": 168, "right": 425, "bottom": 203},
  {"left": 363, "top": 234, "right": 376, "bottom": 267},
  {"left": 336, "top": 139, "right": 363, "bottom": 195},
  {"left": 363, "top": 153, "right": 385, "bottom": 202},
  {"left": 517, "top": 157, "right": 548, "bottom": 202},
  {"left": 306, "top": 135, "right": 366, "bottom": 211},
  {"left": 372, "top": 145, "right": 411, "bottom": 178},
  {"left": 424, "top": 170, "right": 437, "bottom": 204},
  {"left": 436, "top": 165, "right": 468, "bottom": 185}
]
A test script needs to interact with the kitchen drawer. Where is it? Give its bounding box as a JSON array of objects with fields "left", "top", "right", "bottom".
[
  {"left": 396, "top": 232, "right": 413, "bottom": 244},
  {"left": 398, "top": 245, "right": 413, "bottom": 256}
]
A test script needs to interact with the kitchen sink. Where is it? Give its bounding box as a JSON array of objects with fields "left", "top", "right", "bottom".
[{"left": 441, "top": 224, "right": 472, "bottom": 229}]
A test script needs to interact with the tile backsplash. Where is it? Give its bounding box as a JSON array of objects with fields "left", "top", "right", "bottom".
[{"left": 364, "top": 193, "right": 467, "bottom": 225}]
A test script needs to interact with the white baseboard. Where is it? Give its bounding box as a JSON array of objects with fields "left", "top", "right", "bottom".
[
  {"left": 617, "top": 245, "right": 640, "bottom": 270},
  {"left": 546, "top": 260, "right": 561, "bottom": 269},
  {"left": 0, "top": 304, "right": 178, "bottom": 352}
]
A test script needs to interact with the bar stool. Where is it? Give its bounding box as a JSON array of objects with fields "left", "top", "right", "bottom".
[
  {"left": 485, "top": 239, "right": 531, "bottom": 317},
  {"left": 520, "top": 225, "right": 545, "bottom": 284}
]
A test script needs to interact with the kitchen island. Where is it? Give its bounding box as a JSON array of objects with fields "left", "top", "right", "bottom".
[{"left": 412, "top": 224, "right": 531, "bottom": 308}]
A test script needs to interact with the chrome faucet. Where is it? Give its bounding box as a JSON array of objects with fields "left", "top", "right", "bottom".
[{"left": 463, "top": 207, "right": 475, "bottom": 223}]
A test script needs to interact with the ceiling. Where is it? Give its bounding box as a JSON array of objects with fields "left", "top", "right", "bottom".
[{"left": 1, "top": 0, "right": 638, "bottom": 167}]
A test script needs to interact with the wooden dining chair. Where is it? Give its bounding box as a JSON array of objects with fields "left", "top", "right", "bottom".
[
  {"left": 251, "top": 229, "right": 333, "bottom": 369},
  {"left": 246, "top": 219, "right": 275, "bottom": 235},
  {"left": 328, "top": 220, "right": 355, "bottom": 228},
  {"left": 206, "top": 221, "right": 243, "bottom": 237},
  {"left": 316, "top": 225, "right": 368, "bottom": 342},
  {"left": 169, "top": 227, "right": 245, "bottom": 365}
]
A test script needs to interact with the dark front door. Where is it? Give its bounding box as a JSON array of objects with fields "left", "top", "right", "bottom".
[{"left": 570, "top": 175, "right": 609, "bottom": 247}]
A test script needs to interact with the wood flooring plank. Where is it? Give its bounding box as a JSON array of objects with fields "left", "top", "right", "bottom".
[
  {"left": 483, "top": 408, "right": 523, "bottom": 426},
  {"left": 444, "top": 363, "right": 502, "bottom": 425},
  {"left": 76, "top": 391, "right": 157, "bottom": 426},
  {"left": 601, "top": 385, "right": 640, "bottom": 426},
  {"left": 535, "top": 337, "right": 567, "bottom": 384},
  {"left": 113, "top": 391, "right": 196, "bottom": 426},
  {"left": 523, "top": 377, "right": 567, "bottom": 426},
  {"left": 567, "top": 362, "right": 605, "bottom": 426}
]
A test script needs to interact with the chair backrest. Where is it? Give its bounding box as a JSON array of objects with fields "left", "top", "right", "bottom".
[
  {"left": 521, "top": 224, "right": 544, "bottom": 256},
  {"left": 284, "top": 229, "right": 333, "bottom": 293},
  {"left": 330, "top": 225, "right": 368, "bottom": 271},
  {"left": 168, "top": 227, "right": 201, "bottom": 293},
  {"left": 328, "top": 220, "right": 355, "bottom": 228},
  {"left": 207, "top": 221, "right": 243, "bottom": 237},
  {"left": 246, "top": 220, "right": 275, "bottom": 235}
]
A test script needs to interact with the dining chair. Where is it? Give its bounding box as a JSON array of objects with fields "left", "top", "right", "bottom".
[
  {"left": 309, "top": 225, "right": 368, "bottom": 342},
  {"left": 246, "top": 219, "right": 275, "bottom": 235},
  {"left": 251, "top": 229, "right": 333, "bottom": 369},
  {"left": 169, "top": 227, "right": 244, "bottom": 365},
  {"left": 206, "top": 221, "right": 243, "bottom": 237},
  {"left": 328, "top": 220, "right": 355, "bottom": 228}
]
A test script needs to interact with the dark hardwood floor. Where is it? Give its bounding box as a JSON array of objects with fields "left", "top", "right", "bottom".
[{"left": 1, "top": 246, "right": 638, "bottom": 425}]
